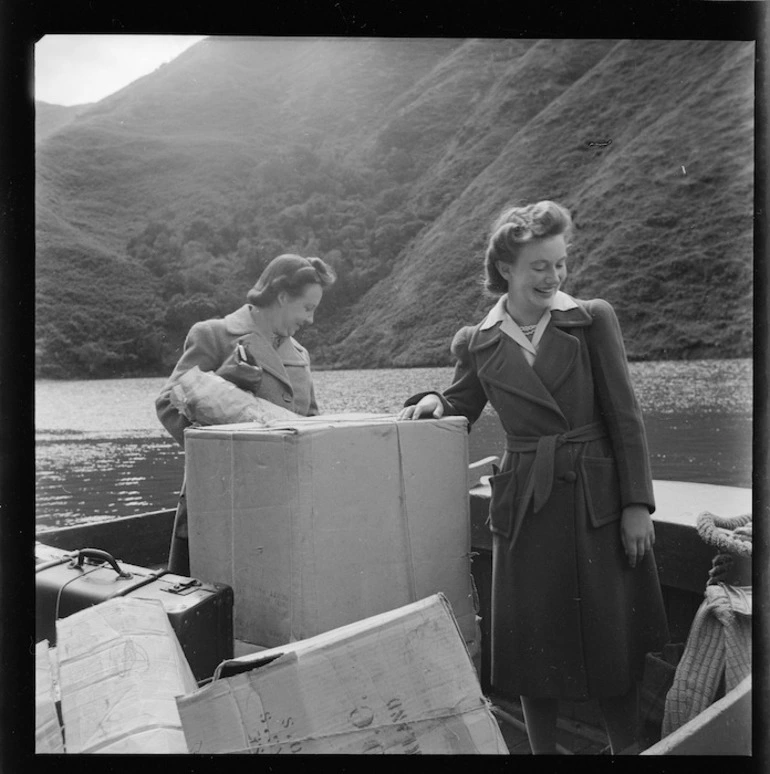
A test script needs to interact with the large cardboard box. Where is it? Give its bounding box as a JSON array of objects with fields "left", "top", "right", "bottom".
[
  {"left": 176, "top": 594, "right": 508, "bottom": 754},
  {"left": 184, "top": 414, "right": 478, "bottom": 652}
]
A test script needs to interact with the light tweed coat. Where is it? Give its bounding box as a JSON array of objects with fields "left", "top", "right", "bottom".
[{"left": 156, "top": 304, "right": 319, "bottom": 447}]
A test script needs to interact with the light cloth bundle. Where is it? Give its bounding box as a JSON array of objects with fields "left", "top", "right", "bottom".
[
  {"left": 168, "top": 366, "right": 299, "bottom": 427},
  {"left": 661, "top": 512, "right": 752, "bottom": 737}
]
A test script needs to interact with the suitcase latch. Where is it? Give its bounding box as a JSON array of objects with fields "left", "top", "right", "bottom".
[{"left": 164, "top": 578, "right": 202, "bottom": 595}]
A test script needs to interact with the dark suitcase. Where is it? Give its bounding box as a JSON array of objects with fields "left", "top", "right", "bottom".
[{"left": 35, "top": 542, "right": 234, "bottom": 682}]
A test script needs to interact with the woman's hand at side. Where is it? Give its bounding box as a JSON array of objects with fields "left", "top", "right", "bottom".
[
  {"left": 620, "top": 504, "right": 655, "bottom": 568},
  {"left": 398, "top": 394, "right": 444, "bottom": 420}
]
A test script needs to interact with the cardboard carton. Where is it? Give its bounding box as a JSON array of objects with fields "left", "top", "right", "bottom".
[
  {"left": 56, "top": 597, "right": 197, "bottom": 753},
  {"left": 184, "top": 414, "right": 478, "bottom": 652},
  {"left": 176, "top": 593, "right": 507, "bottom": 754}
]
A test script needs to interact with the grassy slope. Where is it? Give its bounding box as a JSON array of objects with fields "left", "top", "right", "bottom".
[
  {"left": 329, "top": 40, "right": 754, "bottom": 366},
  {"left": 36, "top": 37, "right": 462, "bottom": 253},
  {"left": 35, "top": 38, "right": 754, "bottom": 376},
  {"left": 35, "top": 38, "right": 461, "bottom": 376},
  {"left": 35, "top": 101, "right": 93, "bottom": 143}
]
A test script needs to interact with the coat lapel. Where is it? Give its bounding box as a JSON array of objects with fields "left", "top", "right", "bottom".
[
  {"left": 471, "top": 302, "right": 593, "bottom": 420},
  {"left": 224, "top": 305, "right": 294, "bottom": 393},
  {"left": 533, "top": 304, "right": 593, "bottom": 395},
  {"left": 472, "top": 327, "right": 566, "bottom": 420},
  {"left": 532, "top": 326, "right": 580, "bottom": 395}
]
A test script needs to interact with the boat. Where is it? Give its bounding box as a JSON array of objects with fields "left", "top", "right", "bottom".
[{"left": 35, "top": 476, "right": 753, "bottom": 755}]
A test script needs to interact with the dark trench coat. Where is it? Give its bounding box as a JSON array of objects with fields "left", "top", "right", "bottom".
[{"left": 411, "top": 297, "right": 669, "bottom": 700}]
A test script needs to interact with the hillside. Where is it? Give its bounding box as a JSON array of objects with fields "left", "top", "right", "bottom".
[
  {"left": 35, "top": 37, "right": 754, "bottom": 378},
  {"left": 35, "top": 101, "right": 92, "bottom": 142}
]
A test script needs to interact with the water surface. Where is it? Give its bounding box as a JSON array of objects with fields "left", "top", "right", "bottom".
[{"left": 35, "top": 360, "right": 752, "bottom": 529}]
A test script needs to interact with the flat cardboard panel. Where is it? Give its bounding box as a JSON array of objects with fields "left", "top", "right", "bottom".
[
  {"left": 177, "top": 594, "right": 507, "bottom": 755},
  {"left": 185, "top": 415, "right": 477, "bottom": 650},
  {"left": 35, "top": 641, "right": 65, "bottom": 753},
  {"left": 56, "top": 597, "right": 197, "bottom": 754}
]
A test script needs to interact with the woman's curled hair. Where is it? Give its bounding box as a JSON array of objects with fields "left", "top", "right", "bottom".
[
  {"left": 247, "top": 254, "right": 337, "bottom": 307},
  {"left": 484, "top": 200, "right": 573, "bottom": 295}
]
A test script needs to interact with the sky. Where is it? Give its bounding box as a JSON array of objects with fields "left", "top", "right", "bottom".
[{"left": 35, "top": 34, "right": 208, "bottom": 107}]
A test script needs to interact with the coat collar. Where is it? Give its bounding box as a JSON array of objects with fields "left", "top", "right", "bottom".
[
  {"left": 472, "top": 294, "right": 591, "bottom": 353},
  {"left": 479, "top": 290, "right": 580, "bottom": 331},
  {"left": 550, "top": 302, "right": 593, "bottom": 328},
  {"left": 224, "top": 305, "right": 306, "bottom": 360},
  {"left": 224, "top": 304, "right": 260, "bottom": 336},
  {"left": 470, "top": 294, "right": 592, "bottom": 422}
]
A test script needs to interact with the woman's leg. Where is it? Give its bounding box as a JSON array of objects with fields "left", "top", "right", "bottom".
[
  {"left": 598, "top": 685, "right": 640, "bottom": 754},
  {"left": 520, "top": 696, "right": 560, "bottom": 754}
]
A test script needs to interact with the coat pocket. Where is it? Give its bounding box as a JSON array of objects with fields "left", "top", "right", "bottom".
[
  {"left": 487, "top": 467, "right": 517, "bottom": 539},
  {"left": 581, "top": 455, "right": 622, "bottom": 527}
]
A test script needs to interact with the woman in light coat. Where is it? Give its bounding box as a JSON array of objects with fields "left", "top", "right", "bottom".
[
  {"left": 157, "top": 253, "right": 336, "bottom": 574},
  {"left": 400, "top": 201, "right": 668, "bottom": 754}
]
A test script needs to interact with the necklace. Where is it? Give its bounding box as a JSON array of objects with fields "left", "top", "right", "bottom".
[{"left": 520, "top": 323, "right": 538, "bottom": 339}]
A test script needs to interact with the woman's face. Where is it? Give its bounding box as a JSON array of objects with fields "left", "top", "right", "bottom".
[
  {"left": 498, "top": 235, "right": 568, "bottom": 322},
  {"left": 277, "top": 283, "right": 323, "bottom": 338}
]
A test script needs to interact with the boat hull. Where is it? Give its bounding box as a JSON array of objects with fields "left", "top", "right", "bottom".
[{"left": 641, "top": 676, "right": 752, "bottom": 756}]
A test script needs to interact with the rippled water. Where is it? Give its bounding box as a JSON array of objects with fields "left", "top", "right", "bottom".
[{"left": 35, "top": 360, "right": 752, "bottom": 529}]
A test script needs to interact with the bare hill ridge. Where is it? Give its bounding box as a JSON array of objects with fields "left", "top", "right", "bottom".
[{"left": 35, "top": 37, "right": 754, "bottom": 378}]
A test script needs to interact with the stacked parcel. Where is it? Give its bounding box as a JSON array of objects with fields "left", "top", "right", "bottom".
[{"left": 184, "top": 414, "right": 479, "bottom": 653}]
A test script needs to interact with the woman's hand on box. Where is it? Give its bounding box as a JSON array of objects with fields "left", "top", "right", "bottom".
[{"left": 399, "top": 394, "right": 444, "bottom": 420}]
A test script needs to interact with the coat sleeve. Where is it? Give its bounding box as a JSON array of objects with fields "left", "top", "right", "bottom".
[
  {"left": 155, "top": 321, "right": 224, "bottom": 447},
  {"left": 307, "top": 380, "right": 320, "bottom": 416},
  {"left": 403, "top": 326, "right": 488, "bottom": 426},
  {"left": 586, "top": 299, "right": 656, "bottom": 513}
]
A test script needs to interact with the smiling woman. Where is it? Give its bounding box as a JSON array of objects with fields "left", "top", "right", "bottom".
[
  {"left": 399, "top": 198, "right": 671, "bottom": 755},
  {"left": 35, "top": 34, "right": 207, "bottom": 106}
]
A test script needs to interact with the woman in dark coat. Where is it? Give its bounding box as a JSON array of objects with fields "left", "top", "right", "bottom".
[
  {"left": 400, "top": 201, "right": 668, "bottom": 754},
  {"left": 156, "top": 253, "right": 336, "bottom": 575}
]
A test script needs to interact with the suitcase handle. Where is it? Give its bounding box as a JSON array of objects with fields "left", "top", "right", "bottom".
[{"left": 69, "top": 548, "right": 132, "bottom": 579}]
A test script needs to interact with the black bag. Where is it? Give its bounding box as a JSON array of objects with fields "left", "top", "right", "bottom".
[
  {"left": 639, "top": 642, "right": 685, "bottom": 745},
  {"left": 35, "top": 542, "right": 233, "bottom": 683}
]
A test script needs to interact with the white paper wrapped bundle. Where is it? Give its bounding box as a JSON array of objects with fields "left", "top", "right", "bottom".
[{"left": 169, "top": 366, "right": 299, "bottom": 426}]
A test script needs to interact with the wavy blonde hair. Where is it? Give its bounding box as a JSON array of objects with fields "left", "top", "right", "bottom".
[{"left": 484, "top": 201, "right": 573, "bottom": 295}]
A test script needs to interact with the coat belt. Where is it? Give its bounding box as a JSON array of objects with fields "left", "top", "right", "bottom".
[{"left": 505, "top": 421, "right": 607, "bottom": 516}]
